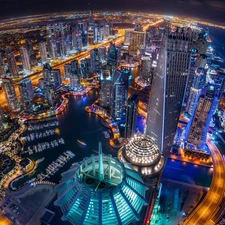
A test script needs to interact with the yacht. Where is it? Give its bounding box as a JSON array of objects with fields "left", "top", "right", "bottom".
[{"left": 77, "top": 140, "right": 87, "bottom": 146}]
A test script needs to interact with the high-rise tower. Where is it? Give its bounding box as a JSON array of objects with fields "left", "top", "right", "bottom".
[
  {"left": 187, "top": 84, "right": 216, "bottom": 148},
  {"left": 185, "top": 67, "right": 206, "bottom": 116},
  {"left": 124, "top": 94, "right": 139, "bottom": 138},
  {"left": 6, "top": 48, "right": 18, "bottom": 77},
  {"left": 2, "top": 78, "right": 20, "bottom": 111},
  {"left": 111, "top": 70, "right": 129, "bottom": 119},
  {"left": 18, "top": 78, "right": 34, "bottom": 112},
  {"left": 39, "top": 42, "right": 48, "bottom": 63},
  {"left": 146, "top": 27, "right": 195, "bottom": 155},
  {"left": 20, "top": 46, "right": 31, "bottom": 70}
]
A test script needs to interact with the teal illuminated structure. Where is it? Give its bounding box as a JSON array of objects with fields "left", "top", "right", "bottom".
[{"left": 54, "top": 142, "right": 148, "bottom": 225}]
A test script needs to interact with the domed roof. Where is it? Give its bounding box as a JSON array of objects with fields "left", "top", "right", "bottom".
[
  {"left": 54, "top": 148, "right": 148, "bottom": 225},
  {"left": 124, "top": 135, "right": 161, "bottom": 166}
]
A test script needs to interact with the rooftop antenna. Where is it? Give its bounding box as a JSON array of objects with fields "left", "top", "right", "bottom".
[{"left": 98, "top": 142, "right": 104, "bottom": 181}]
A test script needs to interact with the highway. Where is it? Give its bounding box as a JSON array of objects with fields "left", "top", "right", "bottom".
[{"left": 183, "top": 137, "right": 225, "bottom": 225}]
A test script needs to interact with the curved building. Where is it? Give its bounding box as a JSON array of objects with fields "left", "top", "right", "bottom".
[
  {"left": 54, "top": 143, "right": 148, "bottom": 225},
  {"left": 118, "top": 135, "right": 165, "bottom": 177}
]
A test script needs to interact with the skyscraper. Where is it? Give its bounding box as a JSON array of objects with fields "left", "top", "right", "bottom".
[
  {"left": 20, "top": 46, "right": 31, "bottom": 70},
  {"left": 2, "top": 78, "right": 20, "bottom": 111},
  {"left": 18, "top": 78, "right": 34, "bottom": 112},
  {"left": 141, "top": 55, "right": 152, "bottom": 82},
  {"left": 185, "top": 68, "right": 206, "bottom": 116},
  {"left": 111, "top": 70, "right": 129, "bottom": 119},
  {"left": 51, "top": 69, "right": 62, "bottom": 89},
  {"left": 103, "top": 24, "right": 110, "bottom": 39},
  {"left": 72, "top": 31, "right": 82, "bottom": 51},
  {"left": 90, "top": 48, "right": 100, "bottom": 74},
  {"left": 146, "top": 27, "right": 195, "bottom": 155},
  {"left": 64, "top": 64, "right": 72, "bottom": 79},
  {"left": 88, "top": 27, "right": 94, "bottom": 45},
  {"left": 108, "top": 42, "right": 121, "bottom": 65},
  {"left": 88, "top": 7, "right": 94, "bottom": 27},
  {"left": 44, "top": 85, "right": 55, "bottom": 107},
  {"left": 71, "top": 60, "right": 79, "bottom": 74},
  {"left": 25, "top": 39, "right": 37, "bottom": 67},
  {"left": 98, "top": 46, "right": 107, "bottom": 62},
  {"left": 129, "top": 31, "right": 146, "bottom": 53},
  {"left": 124, "top": 30, "right": 131, "bottom": 46},
  {"left": 80, "top": 59, "right": 91, "bottom": 79},
  {"left": 6, "top": 48, "right": 18, "bottom": 77},
  {"left": 99, "top": 72, "right": 111, "bottom": 109},
  {"left": 39, "top": 42, "right": 48, "bottom": 63},
  {"left": 187, "top": 84, "right": 216, "bottom": 148},
  {"left": 124, "top": 94, "right": 139, "bottom": 138},
  {"left": 43, "top": 64, "right": 61, "bottom": 89}
]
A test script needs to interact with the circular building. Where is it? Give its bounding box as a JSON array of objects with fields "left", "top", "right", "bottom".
[
  {"left": 118, "top": 135, "right": 165, "bottom": 177},
  {"left": 54, "top": 145, "right": 148, "bottom": 225}
]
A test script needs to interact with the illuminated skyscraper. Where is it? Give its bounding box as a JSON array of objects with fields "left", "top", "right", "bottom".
[
  {"left": 69, "top": 61, "right": 80, "bottom": 89},
  {"left": 44, "top": 85, "right": 55, "bottom": 106},
  {"left": 88, "top": 27, "right": 94, "bottom": 45},
  {"left": 25, "top": 39, "right": 37, "bottom": 66},
  {"left": 43, "top": 64, "right": 61, "bottom": 89},
  {"left": 38, "top": 42, "right": 48, "bottom": 63},
  {"left": 6, "top": 48, "right": 18, "bottom": 77},
  {"left": 90, "top": 48, "right": 100, "bottom": 74},
  {"left": 64, "top": 64, "right": 72, "bottom": 79},
  {"left": 98, "top": 46, "right": 107, "bottom": 62},
  {"left": 51, "top": 69, "right": 62, "bottom": 89},
  {"left": 187, "top": 84, "right": 217, "bottom": 148},
  {"left": 186, "top": 68, "right": 206, "bottom": 116},
  {"left": 99, "top": 72, "right": 111, "bottom": 109},
  {"left": 20, "top": 46, "right": 31, "bottom": 70},
  {"left": 18, "top": 78, "right": 34, "bottom": 112},
  {"left": 141, "top": 55, "right": 152, "bottom": 82},
  {"left": 129, "top": 31, "right": 146, "bottom": 53},
  {"left": 103, "top": 24, "right": 110, "bottom": 39},
  {"left": 124, "top": 94, "right": 139, "bottom": 138},
  {"left": 108, "top": 42, "right": 121, "bottom": 65},
  {"left": 80, "top": 59, "right": 91, "bottom": 79},
  {"left": 72, "top": 31, "right": 82, "bottom": 51},
  {"left": 70, "top": 74, "right": 79, "bottom": 89},
  {"left": 2, "top": 78, "right": 20, "bottom": 111},
  {"left": 88, "top": 7, "right": 94, "bottom": 27},
  {"left": 146, "top": 28, "right": 195, "bottom": 155},
  {"left": 111, "top": 70, "right": 129, "bottom": 119},
  {"left": 124, "top": 29, "right": 131, "bottom": 45}
]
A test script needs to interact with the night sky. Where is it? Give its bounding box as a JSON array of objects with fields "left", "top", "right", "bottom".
[{"left": 0, "top": 0, "right": 224, "bottom": 23}]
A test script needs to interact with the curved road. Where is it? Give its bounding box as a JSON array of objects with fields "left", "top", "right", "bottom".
[{"left": 183, "top": 137, "right": 225, "bottom": 225}]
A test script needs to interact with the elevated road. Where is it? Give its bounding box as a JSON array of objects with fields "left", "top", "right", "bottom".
[{"left": 183, "top": 138, "right": 225, "bottom": 225}]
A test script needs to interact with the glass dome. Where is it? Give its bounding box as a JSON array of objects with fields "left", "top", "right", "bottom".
[{"left": 124, "top": 135, "right": 161, "bottom": 166}]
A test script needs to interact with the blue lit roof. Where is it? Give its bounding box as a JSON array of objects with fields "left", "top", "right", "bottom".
[{"left": 54, "top": 153, "right": 148, "bottom": 225}]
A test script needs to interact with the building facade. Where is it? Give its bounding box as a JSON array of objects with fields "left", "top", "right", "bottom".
[
  {"left": 146, "top": 28, "right": 194, "bottom": 155},
  {"left": 124, "top": 94, "right": 139, "bottom": 138}
]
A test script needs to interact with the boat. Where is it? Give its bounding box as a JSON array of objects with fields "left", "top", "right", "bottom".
[{"left": 77, "top": 140, "right": 87, "bottom": 146}]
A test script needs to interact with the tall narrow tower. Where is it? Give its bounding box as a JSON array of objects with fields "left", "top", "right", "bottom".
[
  {"left": 146, "top": 27, "right": 195, "bottom": 156},
  {"left": 20, "top": 46, "right": 31, "bottom": 70}
]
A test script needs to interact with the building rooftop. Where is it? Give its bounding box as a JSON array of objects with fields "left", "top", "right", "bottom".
[{"left": 54, "top": 143, "right": 148, "bottom": 225}]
